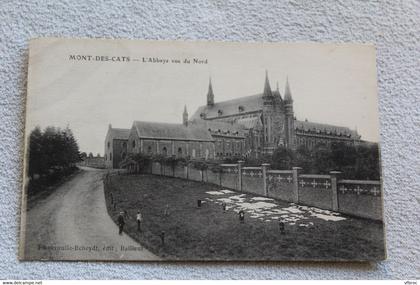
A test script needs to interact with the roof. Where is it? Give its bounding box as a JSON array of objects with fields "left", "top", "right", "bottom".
[
  {"left": 132, "top": 121, "right": 214, "bottom": 141},
  {"left": 236, "top": 117, "right": 262, "bottom": 129},
  {"left": 191, "top": 93, "right": 263, "bottom": 120},
  {"left": 108, "top": 128, "right": 130, "bottom": 140},
  {"left": 190, "top": 119, "right": 247, "bottom": 136},
  {"left": 295, "top": 120, "right": 359, "bottom": 138}
]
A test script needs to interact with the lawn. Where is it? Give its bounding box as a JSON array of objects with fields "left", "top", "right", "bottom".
[{"left": 104, "top": 174, "right": 385, "bottom": 261}]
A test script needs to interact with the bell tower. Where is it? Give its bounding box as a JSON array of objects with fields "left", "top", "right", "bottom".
[
  {"left": 262, "top": 71, "right": 275, "bottom": 153},
  {"left": 182, "top": 105, "right": 188, "bottom": 126},
  {"left": 284, "top": 77, "right": 295, "bottom": 149},
  {"left": 207, "top": 77, "right": 214, "bottom": 106}
]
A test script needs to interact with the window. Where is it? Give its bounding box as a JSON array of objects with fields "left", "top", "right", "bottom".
[
  {"left": 122, "top": 142, "right": 127, "bottom": 148},
  {"left": 105, "top": 154, "right": 107, "bottom": 160},
  {"left": 132, "top": 140, "right": 135, "bottom": 148},
  {"left": 147, "top": 146, "right": 152, "bottom": 154},
  {"left": 218, "top": 110, "right": 223, "bottom": 116},
  {"left": 109, "top": 152, "right": 112, "bottom": 161},
  {"left": 107, "top": 142, "right": 110, "bottom": 149},
  {"left": 177, "top": 147, "right": 182, "bottom": 157},
  {"left": 162, "top": 147, "right": 167, "bottom": 156},
  {"left": 121, "top": 152, "right": 126, "bottom": 159},
  {"left": 238, "top": 106, "right": 244, "bottom": 112}
]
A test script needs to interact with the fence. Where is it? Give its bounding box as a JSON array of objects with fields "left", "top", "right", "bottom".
[{"left": 126, "top": 160, "right": 383, "bottom": 221}]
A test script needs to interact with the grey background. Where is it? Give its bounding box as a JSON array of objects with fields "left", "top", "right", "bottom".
[{"left": 0, "top": 0, "right": 419, "bottom": 279}]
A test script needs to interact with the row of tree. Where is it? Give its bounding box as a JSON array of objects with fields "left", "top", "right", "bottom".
[
  {"left": 122, "top": 141, "right": 381, "bottom": 180},
  {"left": 28, "top": 126, "right": 81, "bottom": 183},
  {"left": 259, "top": 142, "right": 381, "bottom": 180}
]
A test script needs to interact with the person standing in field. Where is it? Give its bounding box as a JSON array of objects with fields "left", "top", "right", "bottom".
[
  {"left": 117, "top": 212, "right": 125, "bottom": 235},
  {"left": 136, "top": 210, "right": 142, "bottom": 232},
  {"left": 164, "top": 204, "right": 170, "bottom": 217}
]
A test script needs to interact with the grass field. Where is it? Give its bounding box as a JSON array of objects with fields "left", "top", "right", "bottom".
[{"left": 104, "top": 174, "right": 385, "bottom": 261}]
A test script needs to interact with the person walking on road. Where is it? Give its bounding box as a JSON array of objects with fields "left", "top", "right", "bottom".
[
  {"left": 136, "top": 210, "right": 143, "bottom": 232},
  {"left": 117, "top": 211, "right": 125, "bottom": 235}
]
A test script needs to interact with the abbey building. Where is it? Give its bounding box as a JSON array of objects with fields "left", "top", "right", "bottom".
[
  {"left": 104, "top": 72, "right": 361, "bottom": 168},
  {"left": 188, "top": 72, "right": 361, "bottom": 158}
]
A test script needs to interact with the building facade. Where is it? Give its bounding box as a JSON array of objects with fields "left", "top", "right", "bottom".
[
  {"left": 105, "top": 71, "right": 362, "bottom": 168},
  {"left": 104, "top": 124, "right": 130, "bottom": 168},
  {"left": 126, "top": 120, "right": 215, "bottom": 160},
  {"left": 190, "top": 72, "right": 361, "bottom": 158}
]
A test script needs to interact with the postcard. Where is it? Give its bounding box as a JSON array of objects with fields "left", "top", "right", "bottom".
[{"left": 20, "top": 38, "right": 385, "bottom": 261}]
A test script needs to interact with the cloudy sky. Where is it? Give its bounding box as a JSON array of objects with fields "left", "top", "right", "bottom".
[{"left": 26, "top": 38, "right": 380, "bottom": 155}]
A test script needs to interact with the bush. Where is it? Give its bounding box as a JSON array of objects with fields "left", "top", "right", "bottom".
[
  {"left": 27, "top": 126, "right": 81, "bottom": 195},
  {"left": 270, "top": 142, "right": 381, "bottom": 180}
]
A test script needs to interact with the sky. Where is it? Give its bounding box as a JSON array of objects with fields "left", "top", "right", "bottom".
[{"left": 26, "top": 38, "right": 380, "bottom": 155}]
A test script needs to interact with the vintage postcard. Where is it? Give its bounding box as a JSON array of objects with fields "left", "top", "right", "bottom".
[{"left": 20, "top": 38, "right": 386, "bottom": 261}]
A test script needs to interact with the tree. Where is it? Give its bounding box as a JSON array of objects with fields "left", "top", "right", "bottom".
[
  {"left": 271, "top": 146, "right": 295, "bottom": 170},
  {"left": 27, "top": 125, "right": 81, "bottom": 194},
  {"left": 80, "top": 152, "right": 87, "bottom": 160},
  {"left": 28, "top": 126, "right": 46, "bottom": 179}
]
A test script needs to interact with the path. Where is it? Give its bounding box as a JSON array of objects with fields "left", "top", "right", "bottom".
[{"left": 22, "top": 167, "right": 159, "bottom": 261}]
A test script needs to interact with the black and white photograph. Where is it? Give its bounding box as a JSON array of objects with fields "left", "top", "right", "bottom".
[{"left": 20, "top": 38, "right": 386, "bottom": 261}]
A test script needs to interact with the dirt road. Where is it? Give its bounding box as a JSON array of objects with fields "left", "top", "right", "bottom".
[{"left": 21, "top": 167, "right": 159, "bottom": 261}]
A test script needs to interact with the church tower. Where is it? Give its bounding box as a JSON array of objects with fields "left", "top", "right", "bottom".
[
  {"left": 262, "top": 71, "right": 288, "bottom": 154},
  {"left": 183, "top": 105, "right": 188, "bottom": 126},
  {"left": 262, "top": 71, "right": 275, "bottom": 153},
  {"left": 284, "top": 77, "right": 295, "bottom": 149},
  {"left": 207, "top": 77, "right": 214, "bottom": 106}
]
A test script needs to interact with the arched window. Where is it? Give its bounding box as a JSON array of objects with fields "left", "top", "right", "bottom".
[
  {"left": 132, "top": 140, "right": 136, "bottom": 148},
  {"left": 107, "top": 142, "right": 110, "bottom": 149},
  {"left": 177, "top": 147, "right": 182, "bottom": 157},
  {"left": 162, "top": 147, "right": 167, "bottom": 156},
  {"left": 147, "top": 146, "right": 152, "bottom": 154}
]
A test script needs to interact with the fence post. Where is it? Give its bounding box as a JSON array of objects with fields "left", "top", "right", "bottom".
[
  {"left": 329, "top": 171, "right": 341, "bottom": 211},
  {"left": 262, "top": 163, "right": 270, "bottom": 197},
  {"left": 184, "top": 165, "right": 188, "bottom": 179},
  {"left": 238, "top": 160, "right": 244, "bottom": 192},
  {"left": 292, "top": 167, "right": 302, "bottom": 203}
]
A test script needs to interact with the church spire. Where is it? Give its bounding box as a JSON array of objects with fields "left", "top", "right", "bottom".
[
  {"left": 284, "top": 76, "right": 293, "bottom": 102},
  {"left": 263, "top": 70, "right": 273, "bottom": 98},
  {"left": 207, "top": 77, "right": 214, "bottom": 106},
  {"left": 183, "top": 105, "right": 188, "bottom": 126}
]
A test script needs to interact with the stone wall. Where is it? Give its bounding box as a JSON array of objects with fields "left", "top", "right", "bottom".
[{"left": 128, "top": 160, "right": 383, "bottom": 221}]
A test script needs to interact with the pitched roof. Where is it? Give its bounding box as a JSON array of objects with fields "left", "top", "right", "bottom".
[
  {"left": 132, "top": 121, "right": 214, "bottom": 141},
  {"left": 190, "top": 119, "right": 247, "bottom": 136},
  {"left": 295, "top": 120, "right": 359, "bottom": 138},
  {"left": 108, "top": 128, "right": 130, "bottom": 140},
  {"left": 236, "top": 117, "right": 262, "bottom": 129},
  {"left": 191, "top": 93, "right": 263, "bottom": 120}
]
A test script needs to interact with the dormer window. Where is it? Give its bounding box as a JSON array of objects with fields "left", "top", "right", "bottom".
[
  {"left": 218, "top": 110, "right": 223, "bottom": 116},
  {"left": 238, "top": 105, "right": 244, "bottom": 112}
]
